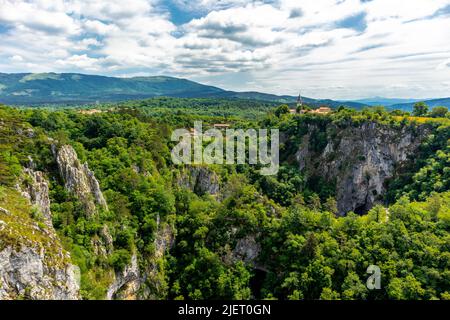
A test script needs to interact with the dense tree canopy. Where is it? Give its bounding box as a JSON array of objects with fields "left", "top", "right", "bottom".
[{"left": 1, "top": 101, "right": 449, "bottom": 300}]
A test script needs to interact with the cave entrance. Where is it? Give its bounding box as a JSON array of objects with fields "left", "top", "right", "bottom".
[
  {"left": 354, "top": 203, "right": 369, "bottom": 215},
  {"left": 250, "top": 268, "right": 267, "bottom": 299}
]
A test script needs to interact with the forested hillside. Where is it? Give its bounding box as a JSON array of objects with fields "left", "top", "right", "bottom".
[{"left": 0, "top": 102, "right": 449, "bottom": 300}]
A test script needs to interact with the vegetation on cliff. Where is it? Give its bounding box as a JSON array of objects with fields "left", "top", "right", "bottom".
[{"left": 0, "top": 101, "right": 449, "bottom": 300}]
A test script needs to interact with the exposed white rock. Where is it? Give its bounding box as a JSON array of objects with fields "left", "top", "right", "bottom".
[
  {"left": 296, "top": 122, "right": 428, "bottom": 215},
  {"left": 19, "top": 167, "right": 53, "bottom": 228},
  {"left": 106, "top": 216, "right": 175, "bottom": 300},
  {"left": 56, "top": 145, "right": 108, "bottom": 216},
  {"left": 91, "top": 225, "right": 114, "bottom": 258},
  {"left": 232, "top": 235, "right": 261, "bottom": 265},
  {"left": 106, "top": 254, "right": 140, "bottom": 300},
  {"left": 0, "top": 246, "right": 79, "bottom": 300},
  {"left": 178, "top": 166, "right": 220, "bottom": 196}
]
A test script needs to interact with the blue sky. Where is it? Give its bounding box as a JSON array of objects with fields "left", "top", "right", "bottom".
[{"left": 0, "top": 0, "right": 449, "bottom": 99}]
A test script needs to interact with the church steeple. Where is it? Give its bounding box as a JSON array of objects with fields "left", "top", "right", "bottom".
[{"left": 296, "top": 92, "right": 303, "bottom": 107}]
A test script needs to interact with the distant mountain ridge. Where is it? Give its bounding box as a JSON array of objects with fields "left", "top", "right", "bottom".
[
  {"left": 345, "top": 97, "right": 423, "bottom": 106},
  {"left": 0, "top": 73, "right": 224, "bottom": 104},
  {"left": 390, "top": 98, "right": 450, "bottom": 110},
  {"left": 342, "top": 97, "right": 450, "bottom": 111},
  {"left": 0, "top": 72, "right": 367, "bottom": 108}
]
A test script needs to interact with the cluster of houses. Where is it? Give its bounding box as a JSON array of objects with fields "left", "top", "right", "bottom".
[
  {"left": 187, "top": 105, "right": 332, "bottom": 135},
  {"left": 186, "top": 92, "right": 333, "bottom": 135},
  {"left": 289, "top": 106, "right": 332, "bottom": 115},
  {"left": 289, "top": 92, "right": 332, "bottom": 115},
  {"left": 78, "top": 108, "right": 116, "bottom": 115},
  {"left": 78, "top": 109, "right": 104, "bottom": 115}
]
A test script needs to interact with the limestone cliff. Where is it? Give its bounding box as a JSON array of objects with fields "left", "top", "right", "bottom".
[
  {"left": 18, "top": 164, "right": 52, "bottom": 228},
  {"left": 178, "top": 166, "right": 220, "bottom": 196},
  {"left": 106, "top": 216, "right": 174, "bottom": 300},
  {"left": 56, "top": 145, "right": 108, "bottom": 216},
  {"left": 295, "top": 121, "right": 429, "bottom": 215},
  {"left": 106, "top": 254, "right": 141, "bottom": 300},
  {"left": 0, "top": 246, "right": 79, "bottom": 300},
  {"left": 0, "top": 191, "right": 79, "bottom": 300},
  {"left": 145, "top": 218, "right": 175, "bottom": 299},
  {"left": 232, "top": 235, "right": 261, "bottom": 266}
]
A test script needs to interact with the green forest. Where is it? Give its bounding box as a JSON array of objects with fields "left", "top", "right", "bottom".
[{"left": 0, "top": 98, "right": 449, "bottom": 300}]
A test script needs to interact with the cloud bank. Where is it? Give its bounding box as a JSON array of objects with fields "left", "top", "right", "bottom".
[{"left": 0, "top": 0, "right": 449, "bottom": 99}]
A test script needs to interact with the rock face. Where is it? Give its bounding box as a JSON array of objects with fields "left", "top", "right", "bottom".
[
  {"left": 232, "top": 235, "right": 261, "bottom": 265},
  {"left": 295, "top": 122, "right": 428, "bottom": 215},
  {"left": 106, "top": 216, "right": 174, "bottom": 300},
  {"left": 0, "top": 199, "right": 80, "bottom": 300},
  {"left": 0, "top": 246, "right": 79, "bottom": 300},
  {"left": 106, "top": 254, "right": 140, "bottom": 300},
  {"left": 56, "top": 145, "right": 108, "bottom": 216},
  {"left": 91, "top": 225, "right": 114, "bottom": 258},
  {"left": 178, "top": 166, "right": 220, "bottom": 196},
  {"left": 19, "top": 168, "right": 53, "bottom": 228}
]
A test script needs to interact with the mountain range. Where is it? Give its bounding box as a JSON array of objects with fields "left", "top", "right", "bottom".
[
  {"left": 346, "top": 97, "right": 423, "bottom": 106},
  {"left": 0, "top": 72, "right": 448, "bottom": 111},
  {"left": 389, "top": 98, "right": 450, "bottom": 110},
  {"left": 0, "top": 72, "right": 364, "bottom": 108},
  {"left": 345, "top": 97, "right": 450, "bottom": 110}
]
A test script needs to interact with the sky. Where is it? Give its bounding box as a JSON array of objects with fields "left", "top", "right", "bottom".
[{"left": 0, "top": 0, "right": 449, "bottom": 100}]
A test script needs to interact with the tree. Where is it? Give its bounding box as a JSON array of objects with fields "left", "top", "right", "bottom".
[
  {"left": 275, "top": 104, "right": 290, "bottom": 117},
  {"left": 320, "top": 288, "right": 340, "bottom": 300},
  {"left": 390, "top": 109, "right": 409, "bottom": 116},
  {"left": 323, "top": 197, "right": 338, "bottom": 214},
  {"left": 302, "top": 233, "right": 318, "bottom": 259},
  {"left": 430, "top": 106, "right": 448, "bottom": 118},
  {"left": 341, "top": 272, "right": 368, "bottom": 300},
  {"left": 413, "top": 102, "right": 429, "bottom": 116},
  {"left": 387, "top": 275, "right": 425, "bottom": 300},
  {"left": 109, "top": 249, "right": 132, "bottom": 271},
  {"left": 307, "top": 193, "right": 322, "bottom": 211}
]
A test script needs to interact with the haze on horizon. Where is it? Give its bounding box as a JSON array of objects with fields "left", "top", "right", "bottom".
[{"left": 0, "top": 0, "right": 449, "bottom": 100}]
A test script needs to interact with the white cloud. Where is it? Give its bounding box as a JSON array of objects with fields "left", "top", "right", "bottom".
[
  {"left": 69, "top": 0, "right": 154, "bottom": 21},
  {"left": 10, "top": 55, "right": 23, "bottom": 62},
  {"left": 83, "top": 20, "right": 118, "bottom": 35},
  {"left": 0, "top": 0, "right": 80, "bottom": 34},
  {"left": 169, "top": 0, "right": 251, "bottom": 12},
  {"left": 364, "top": 0, "right": 450, "bottom": 22},
  {"left": 55, "top": 54, "right": 100, "bottom": 71},
  {"left": 0, "top": 0, "right": 449, "bottom": 98},
  {"left": 437, "top": 58, "right": 450, "bottom": 70}
]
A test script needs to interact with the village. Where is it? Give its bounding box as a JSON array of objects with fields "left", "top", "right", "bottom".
[{"left": 188, "top": 94, "right": 332, "bottom": 136}]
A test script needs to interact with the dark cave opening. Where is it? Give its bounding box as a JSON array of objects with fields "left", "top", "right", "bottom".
[
  {"left": 354, "top": 203, "right": 369, "bottom": 215},
  {"left": 250, "top": 268, "right": 267, "bottom": 299}
]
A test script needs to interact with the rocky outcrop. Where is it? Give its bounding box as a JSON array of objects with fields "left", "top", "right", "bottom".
[
  {"left": 232, "top": 235, "right": 261, "bottom": 265},
  {"left": 154, "top": 215, "right": 175, "bottom": 262},
  {"left": 178, "top": 166, "right": 220, "bottom": 196},
  {"left": 106, "top": 254, "right": 140, "bottom": 300},
  {"left": 106, "top": 215, "right": 175, "bottom": 300},
  {"left": 91, "top": 225, "right": 114, "bottom": 258},
  {"left": 295, "top": 121, "right": 429, "bottom": 215},
  {"left": 19, "top": 167, "right": 53, "bottom": 228},
  {"left": 100, "top": 225, "right": 114, "bottom": 254},
  {"left": 0, "top": 199, "right": 79, "bottom": 300},
  {"left": 0, "top": 247, "right": 79, "bottom": 300},
  {"left": 56, "top": 145, "right": 108, "bottom": 216}
]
